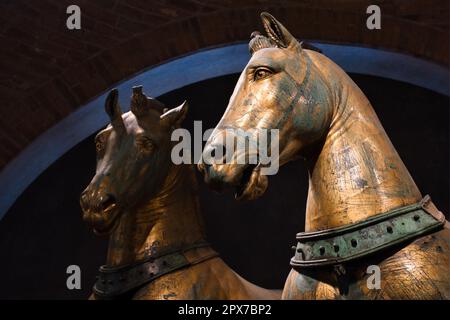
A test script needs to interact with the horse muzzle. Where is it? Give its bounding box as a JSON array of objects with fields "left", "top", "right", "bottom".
[
  {"left": 80, "top": 190, "right": 120, "bottom": 235},
  {"left": 199, "top": 162, "right": 268, "bottom": 200}
]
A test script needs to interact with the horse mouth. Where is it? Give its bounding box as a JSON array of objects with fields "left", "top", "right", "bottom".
[
  {"left": 82, "top": 204, "right": 121, "bottom": 236},
  {"left": 234, "top": 163, "right": 268, "bottom": 200}
]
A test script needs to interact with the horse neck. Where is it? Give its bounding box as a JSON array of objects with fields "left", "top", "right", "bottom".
[
  {"left": 304, "top": 51, "right": 422, "bottom": 232},
  {"left": 106, "top": 164, "right": 206, "bottom": 267}
]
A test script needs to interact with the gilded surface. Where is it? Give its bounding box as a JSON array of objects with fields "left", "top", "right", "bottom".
[
  {"left": 80, "top": 87, "right": 280, "bottom": 300},
  {"left": 200, "top": 13, "right": 450, "bottom": 299}
]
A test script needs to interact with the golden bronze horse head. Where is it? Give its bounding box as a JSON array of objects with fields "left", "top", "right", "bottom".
[{"left": 199, "top": 13, "right": 335, "bottom": 201}]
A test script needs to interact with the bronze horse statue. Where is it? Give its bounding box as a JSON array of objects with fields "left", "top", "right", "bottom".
[
  {"left": 199, "top": 13, "right": 449, "bottom": 299},
  {"left": 80, "top": 86, "right": 280, "bottom": 300}
]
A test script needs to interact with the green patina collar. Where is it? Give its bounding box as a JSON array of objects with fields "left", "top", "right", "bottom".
[
  {"left": 93, "top": 242, "right": 218, "bottom": 299},
  {"left": 291, "top": 195, "right": 446, "bottom": 268}
]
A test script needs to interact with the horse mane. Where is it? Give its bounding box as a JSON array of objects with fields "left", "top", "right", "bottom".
[
  {"left": 249, "top": 31, "right": 322, "bottom": 55},
  {"left": 249, "top": 31, "right": 277, "bottom": 54},
  {"left": 131, "top": 85, "right": 166, "bottom": 116}
]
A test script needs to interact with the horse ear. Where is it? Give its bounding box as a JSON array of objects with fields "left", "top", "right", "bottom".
[
  {"left": 105, "top": 89, "right": 123, "bottom": 123},
  {"left": 160, "top": 100, "right": 189, "bottom": 128},
  {"left": 260, "top": 12, "right": 301, "bottom": 51},
  {"left": 131, "top": 85, "right": 147, "bottom": 117}
]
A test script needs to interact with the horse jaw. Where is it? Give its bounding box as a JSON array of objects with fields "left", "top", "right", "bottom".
[
  {"left": 235, "top": 164, "right": 268, "bottom": 200},
  {"left": 83, "top": 207, "right": 122, "bottom": 236}
]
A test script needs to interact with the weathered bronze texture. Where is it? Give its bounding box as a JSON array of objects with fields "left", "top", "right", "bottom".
[
  {"left": 199, "top": 12, "right": 450, "bottom": 299},
  {"left": 80, "top": 87, "right": 280, "bottom": 300},
  {"left": 93, "top": 242, "right": 219, "bottom": 298},
  {"left": 290, "top": 195, "right": 445, "bottom": 267}
]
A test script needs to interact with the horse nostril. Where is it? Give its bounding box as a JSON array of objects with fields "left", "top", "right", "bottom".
[
  {"left": 101, "top": 194, "right": 117, "bottom": 211},
  {"left": 80, "top": 190, "right": 90, "bottom": 210}
]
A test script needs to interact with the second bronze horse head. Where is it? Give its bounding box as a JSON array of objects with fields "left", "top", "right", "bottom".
[{"left": 80, "top": 87, "right": 188, "bottom": 235}]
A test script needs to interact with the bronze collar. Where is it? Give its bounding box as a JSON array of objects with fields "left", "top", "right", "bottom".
[
  {"left": 291, "top": 195, "right": 445, "bottom": 268},
  {"left": 93, "top": 242, "right": 219, "bottom": 299}
]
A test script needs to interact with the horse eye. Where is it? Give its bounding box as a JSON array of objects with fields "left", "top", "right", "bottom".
[
  {"left": 136, "top": 136, "right": 155, "bottom": 153},
  {"left": 254, "top": 68, "right": 272, "bottom": 81},
  {"left": 95, "top": 137, "right": 105, "bottom": 155}
]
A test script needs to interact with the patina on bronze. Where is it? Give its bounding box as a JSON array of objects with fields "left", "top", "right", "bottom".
[
  {"left": 93, "top": 242, "right": 218, "bottom": 298},
  {"left": 80, "top": 87, "right": 280, "bottom": 300},
  {"left": 291, "top": 195, "right": 445, "bottom": 267},
  {"left": 199, "top": 12, "right": 450, "bottom": 299}
]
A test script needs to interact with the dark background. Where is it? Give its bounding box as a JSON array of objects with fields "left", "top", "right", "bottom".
[{"left": 0, "top": 73, "right": 448, "bottom": 299}]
